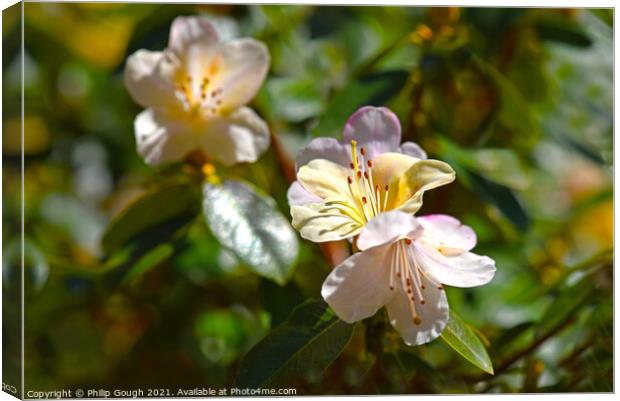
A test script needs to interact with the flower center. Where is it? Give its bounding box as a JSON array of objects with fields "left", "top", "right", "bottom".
[
  {"left": 175, "top": 74, "right": 224, "bottom": 117},
  {"left": 345, "top": 140, "right": 390, "bottom": 223},
  {"left": 388, "top": 239, "right": 444, "bottom": 326}
]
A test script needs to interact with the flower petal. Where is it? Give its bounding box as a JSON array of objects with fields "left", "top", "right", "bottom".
[
  {"left": 297, "top": 158, "right": 354, "bottom": 201},
  {"left": 395, "top": 159, "right": 456, "bottom": 214},
  {"left": 371, "top": 152, "right": 419, "bottom": 190},
  {"left": 413, "top": 243, "right": 496, "bottom": 288},
  {"left": 287, "top": 181, "right": 322, "bottom": 206},
  {"left": 418, "top": 214, "right": 476, "bottom": 255},
  {"left": 357, "top": 210, "right": 423, "bottom": 251},
  {"left": 124, "top": 49, "right": 180, "bottom": 109},
  {"left": 134, "top": 108, "right": 197, "bottom": 166},
  {"left": 386, "top": 274, "right": 449, "bottom": 346},
  {"left": 343, "top": 106, "right": 401, "bottom": 159},
  {"left": 199, "top": 107, "right": 270, "bottom": 166},
  {"left": 322, "top": 245, "right": 394, "bottom": 323},
  {"left": 168, "top": 16, "right": 219, "bottom": 55},
  {"left": 295, "top": 137, "right": 351, "bottom": 171},
  {"left": 290, "top": 202, "right": 363, "bottom": 242},
  {"left": 399, "top": 141, "right": 427, "bottom": 159},
  {"left": 214, "top": 38, "right": 270, "bottom": 110}
]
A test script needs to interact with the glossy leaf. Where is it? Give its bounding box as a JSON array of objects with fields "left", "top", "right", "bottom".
[
  {"left": 312, "top": 70, "right": 409, "bottom": 137},
  {"left": 441, "top": 311, "right": 494, "bottom": 375},
  {"left": 202, "top": 180, "right": 299, "bottom": 285},
  {"left": 236, "top": 300, "right": 355, "bottom": 387}
]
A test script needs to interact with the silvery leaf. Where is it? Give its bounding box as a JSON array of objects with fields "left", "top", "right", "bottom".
[{"left": 203, "top": 180, "right": 298, "bottom": 285}]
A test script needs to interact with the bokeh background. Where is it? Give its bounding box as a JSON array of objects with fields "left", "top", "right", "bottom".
[{"left": 2, "top": 3, "right": 613, "bottom": 395}]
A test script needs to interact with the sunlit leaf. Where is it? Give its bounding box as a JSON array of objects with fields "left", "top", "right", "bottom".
[
  {"left": 202, "top": 180, "right": 299, "bottom": 285},
  {"left": 312, "top": 70, "right": 409, "bottom": 137},
  {"left": 440, "top": 310, "right": 494, "bottom": 375},
  {"left": 236, "top": 300, "right": 355, "bottom": 387}
]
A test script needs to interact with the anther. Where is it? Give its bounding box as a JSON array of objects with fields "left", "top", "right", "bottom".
[
  {"left": 413, "top": 316, "right": 422, "bottom": 325},
  {"left": 360, "top": 147, "right": 366, "bottom": 156},
  {"left": 367, "top": 160, "right": 373, "bottom": 168},
  {"left": 363, "top": 171, "right": 369, "bottom": 180},
  {"left": 362, "top": 197, "right": 367, "bottom": 204},
  {"left": 407, "top": 289, "right": 412, "bottom": 294},
  {"left": 437, "top": 286, "right": 443, "bottom": 290},
  {"left": 349, "top": 163, "right": 355, "bottom": 169},
  {"left": 389, "top": 285, "right": 394, "bottom": 291},
  {"left": 420, "top": 300, "right": 426, "bottom": 305},
  {"left": 405, "top": 239, "right": 412, "bottom": 245},
  {"left": 385, "top": 185, "right": 389, "bottom": 191},
  {"left": 357, "top": 171, "right": 362, "bottom": 179},
  {"left": 347, "top": 176, "right": 352, "bottom": 185},
  {"left": 406, "top": 278, "right": 411, "bottom": 286},
  {"left": 421, "top": 285, "right": 426, "bottom": 290}
]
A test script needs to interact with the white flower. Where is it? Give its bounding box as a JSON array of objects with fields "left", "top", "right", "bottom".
[
  {"left": 124, "top": 16, "right": 270, "bottom": 166},
  {"left": 321, "top": 210, "right": 496, "bottom": 346}
]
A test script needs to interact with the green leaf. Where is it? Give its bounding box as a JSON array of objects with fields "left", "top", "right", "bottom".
[
  {"left": 101, "top": 182, "right": 201, "bottom": 254},
  {"left": 441, "top": 310, "right": 494, "bottom": 375},
  {"left": 534, "top": 14, "right": 592, "bottom": 48},
  {"left": 264, "top": 76, "right": 326, "bottom": 122},
  {"left": 236, "top": 300, "right": 355, "bottom": 387},
  {"left": 202, "top": 179, "right": 299, "bottom": 285},
  {"left": 476, "top": 58, "right": 539, "bottom": 148},
  {"left": 439, "top": 140, "right": 530, "bottom": 232},
  {"left": 312, "top": 70, "right": 409, "bottom": 138}
]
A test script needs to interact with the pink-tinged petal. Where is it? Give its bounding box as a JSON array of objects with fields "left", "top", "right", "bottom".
[
  {"left": 413, "top": 243, "right": 496, "bottom": 288},
  {"left": 199, "top": 107, "right": 270, "bottom": 166},
  {"left": 418, "top": 214, "right": 476, "bottom": 255},
  {"left": 213, "top": 38, "right": 270, "bottom": 110},
  {"left": 168, "top": 16, "right": 219, "bottom": 55},
  {"left": 124, "top": 49, "right": 180, "bottom": 109},
  {"left": 399, "top": 141, "right": 427, "bottom": 159},
  {"left": 322, "top": 245, "right": 394, "bottom": 323},
  {"left": 343, "top": 106, "right": 401, "bottom": 159},
  {"left": 357, "top": 210, "right": 424, "bottom": 251},
  {"left": 287, "top": 181, "right": 322, "bottom": 206},
  {"left": 135, "top": 108, "right": 196, "bottom": 166},
  {"left": 295, "top": 137, "right": 351, "bottom": 171},
  {"left": 386, "top": 274, "right": 449, "bottom": 346}
]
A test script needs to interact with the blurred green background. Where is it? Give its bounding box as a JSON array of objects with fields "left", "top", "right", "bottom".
[{"left": 2, "top": 3, "right": 612, "bottom": 395}]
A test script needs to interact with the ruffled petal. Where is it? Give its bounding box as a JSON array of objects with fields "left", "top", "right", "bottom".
[
  {"left": 386, "top": 274, "right": 449, "bottom": 346},
  {"left": 295, "top": 137, "right": 351, "bottom": 171},
  {"left": 322, "top": 245, "right": 394, "bottom": 323},
  {"left": 199, "top": 107, "right": 270, "bottom": 166},
  {"left": 290, "top": 201, "right": 363, "bottom": 243},
  {"left": 418, "top": 214, "right": 476, "bottom": 255},
  {"left": 297, "top": 159, "right": 354, "bottom": 201},
  {"left": 213, "top": 38, "right": 270, "bottom": 110},
  {"left": 124, "top": 49, "right": 180, "bottom": 109},
  {"left": 134, "top": 108, "right": 197, "bottom": 166},
  {"left": 168, "top": 16, "right": 219, "bottom": 55},
  {"left": 287, "top": 181, "right": 322, "bottom": 206},
  {"left": 357, "top": 210, "right": 423, "bottom": 251},
  {"left": 395, "top": 159, "right": 456, "bottom": 214},
  {"left": 343, "top": 106, "right": 401, "bottom": 159},
  {"left": 413, "top": 243, "right": 496, "bottom": 288},
  {"left": 399, "top": 141, "right": 427, "bottom": 159}
]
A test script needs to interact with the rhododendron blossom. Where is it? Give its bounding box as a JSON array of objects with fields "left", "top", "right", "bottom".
[
  {"left": 321, "top": 210, "right": 496, "bottom": 345},
  {"left": 287, "top": 107, "right": 455, "bottom": 243},
  {"left": 124, "top": 16, "right": 270, "bottom": 166},
  {"left": 288, "top": 106, "right": 428, "bottom": 207}
]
